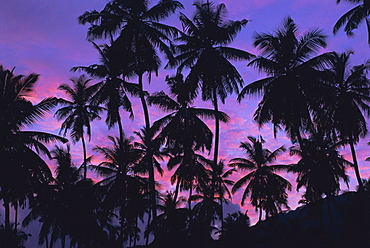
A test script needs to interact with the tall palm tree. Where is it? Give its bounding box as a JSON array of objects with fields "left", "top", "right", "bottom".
[
  {"left": 289, "top": 132, "right": 351, "bottom": 203},
  {"left": 238, "top": 17, "right": 329, "bottom": 152},
  {"left": 318, "top": 51, "right": 370, "bottom": 189},
  {"left": 333, "top": 0, "right": 370, "bottom": 44},
  {"left": 55, "top": 75, "right": 104, "bottom": 179},
  {"left": 148, "top": 73, "right": 229, "bottom": 202},
  {"left": 168, "top": 1, "right": 253, "bottom": 197},
  {"left": 230, "top": 136, "right": 291, "bottom": 222},
  {"left": 0, "top": 65, "right": 67, "bottom": 233},
  {"left": 71, "top": 42, "right": 139, "bottom": 144},
  {"left": 79, "top": 0, "right": 184, "bottom": 219}
]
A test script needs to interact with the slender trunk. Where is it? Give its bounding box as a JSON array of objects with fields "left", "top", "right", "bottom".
[
  {"left": 258, "top": 197, "right": 262, "bottom": 222},
  {"left": 173, "top": 180, "right": 180, "bottom": 203},
  {"left": 117, "top": 113, "right": 124, "bottom": 145},
  {"left": 45, "top": 235, "right": 49, "bottom": 248},
  {"left": 81, "top": 134, "right": 87, "bottom": 179},
  {"left": 61, "top": 235, "right": 65, "bottom": 248},
  {"left": 145, "top": 210, "right": 152, "bottom": 246},
  {"left": 219, "top": 196, "right": 224, "bottom": 232},
  {"left": 14, "top": 203, "right": 18, "bottom": 231},
  {"left": 138, "top": 73, "right": 157, "bottom": 223},
  {"left": 4, "top": 196, "right": 10, "bottom": 232},
  {"left": 188, "top": 185, "right": 193, "bottom": 211},
  {"left": 212, "top": 89, "right": 220, "bottom": 199},
  {"left": 134, "top": 217, "right": 138, "bottom": 247},
  {"left": 349, "top": 139, "right": 363, "bottom": 190}
]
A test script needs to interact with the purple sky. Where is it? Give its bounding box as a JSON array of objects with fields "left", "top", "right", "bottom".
[{"left": 1, "top": 0, "right": 370, "bottom": 229}]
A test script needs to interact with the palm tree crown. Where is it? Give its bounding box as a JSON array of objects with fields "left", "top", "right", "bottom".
[
  {"left": 55, "top": 75, "right": 104, "bottom": 179},
  {"left": 334, "top": 0, "right": 370, "bottom": 44},
  {"left": 239, "top": 17, "right": 328, "bottom": 147},
  {"left": 230, "top": 136, "right": 291, "bottom": 221}
]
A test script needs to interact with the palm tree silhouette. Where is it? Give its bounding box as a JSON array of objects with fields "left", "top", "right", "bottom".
[
  {"left": 333, "top": 0, "right": 370, "bottom": 44},
  {"left": 319, "top": 51, "right": 370, "bottom": 190},
  {"left": 79, "top": 0, "right": 184, "bottom": 220},
  {"left": 71, "top": 42, "right": 139, "bottom": 144},
  {"left": 230, "top": 136, "right": 291, "bottom": 222},
  {"left": 148, "top": 73, "right": 229, "bottom": 203},
  {"left": 168, "top": 1, "right": 253, "bottom": 198},
  {"left": 289, "top": 132, "right": 351, "bottom": 203},
  {"left": 212, "top": 160, "right": 235, "bottom": 230},
  {"left": 55, "top": 75, "right": 104, "bottom": 179},
  {"left": 238, "top": 17, "right": 329, "bottom": 152},
  {"left": 0, "top": 65, "right": 67, "bottom": 233},
  {"left": 93, "top": 134, "right": 149, "bottom": 246}
]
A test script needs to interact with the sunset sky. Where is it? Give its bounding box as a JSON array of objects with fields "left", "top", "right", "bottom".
[{"left": 1, "top": 0, "right": 370, "bottom": 230}]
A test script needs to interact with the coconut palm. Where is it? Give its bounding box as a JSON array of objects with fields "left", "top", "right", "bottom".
[
  {"left": 0, "top": 65, "right": 67, "bottom": 233},
  {"left": 333, "top": 0, "right": 370, "bottom": 44},
  {"left": 318, "top": 52, "right": 370, "bottom": 190},
  {"left": 79, "top": 0, "right": 184, "bottom": 219},
  {"left": 289, "top": 132, "right": 351, "bottom": 203},
  {"left": 230, "top": 136, "right": 291, "bottom": 222},
  {"left": 168, "top": 1, "right": 253, "bottom": 197},
  {"left": 55, "top": 75, "right": 104, "bottom": 179},
  {"left": 71, "top": 42, "right": 139, "bottom": 143},
  {"left": 148, "top": 192, "right": 191, "bottom": 247},
  {"left": 212, "top": 160, "right": 235, "bottom": 230},
  {"left": 92, "top": 134, "right": 149, "bottom": 246},
  {"left": 238, "top": 17, "right": 329, "bottom": 151},
  {"left": 24, "top": 145, "right": 112, "bottom": 248}
]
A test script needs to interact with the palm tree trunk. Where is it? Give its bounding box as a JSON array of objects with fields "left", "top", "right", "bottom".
[
  {"left": 117, "top": 113, "right": 124, "bottom": 145},
  {"left": 14, "top": 203, "right": 18, "bottom": 231},
  {"left": 219, "top": 197, "right": 224, "bottom": 232},
  {"left": 81, "top": 133, "right": 87, "bottom": 179},
  {"left": 45, "top": 235, "right": 49, "bottom": 248},
  {"left": 138, "top": 73, "right": 157, "bottom": 222},
  {"left": 188, "top": 185, "right": 193, "bottom": 211},
  {"left": 174, "top": 180, "right": 180, "bottom": 203},
  {"left": 45, "top": 234, "right": 49, "bottom": 248},
  {"left": 349, "top": 139, "right": 363, "bottom": 190},
  {"left": 3, "top": 196, "right": 10, "bottom": 232},
  {"left": 212, "top": 90, "right": 220, "bottom": 199}
]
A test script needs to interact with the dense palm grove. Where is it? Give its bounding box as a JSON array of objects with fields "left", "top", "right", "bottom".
[{"left": 1, "top": 0, "right": 370, "bottom": 247}]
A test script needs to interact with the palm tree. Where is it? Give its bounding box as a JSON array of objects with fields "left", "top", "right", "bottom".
[
  {"left": 316, "top": 51, "right": 370, "bottom": 190},
  {"left": 0, "top": 65, "right": 67, "bottom": 233},
  {"left": 212, "top": 160, "right": 235, "bottom": 230},
  {"left": 147, "top": 73, "right": 229, "bottom": 203},
  {"left": 167, "top": 151, "right": 211, "bottom": 211},
  {"left": 168, "top": 1, "right": 253, "bottom": 197},
  {"left": 238, "top": 17, "right": 329, "bottom": 152},
  {"left": 24, "top": 145, "right": 112, "bottom": 248},
  {"left": 55, "top": 75, "right": 104, "bottom": 179},
  {"left": 79, "top": 0, "right": 184, "bottom": 219},
  {"left": 92, "top": 134, "right": 148, "bottom": 246},
  {"left": 71, "top": 42, "right": 139, "bottom": 144},
  {"left": 289, "top": 132, "right": 351, "bottom": 203},
  {"left": 333, "top": 0, "right": 370, "bottom": 44},
  {"left": 149, "top": 192, "right": 191, "bottom": 247},
  {"left": 230, "top": 136, "right": 291, "bottom": 222}
]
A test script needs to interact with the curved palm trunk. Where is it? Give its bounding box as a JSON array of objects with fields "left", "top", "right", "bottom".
[
  {"left": 173, "top": 180, "right": 180, "bottom": 203},
  {"left": 138, "top": 73, "right": 157, "bottom": 223},
  {"left": 81, "top": 133, "right": 88, "bottom": 179},
  {"left": 349, "top": 139, "right": 363, "bottom": 190},
  {"left": 212, "top": 90, "right": 220, "bottom": 200}
]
